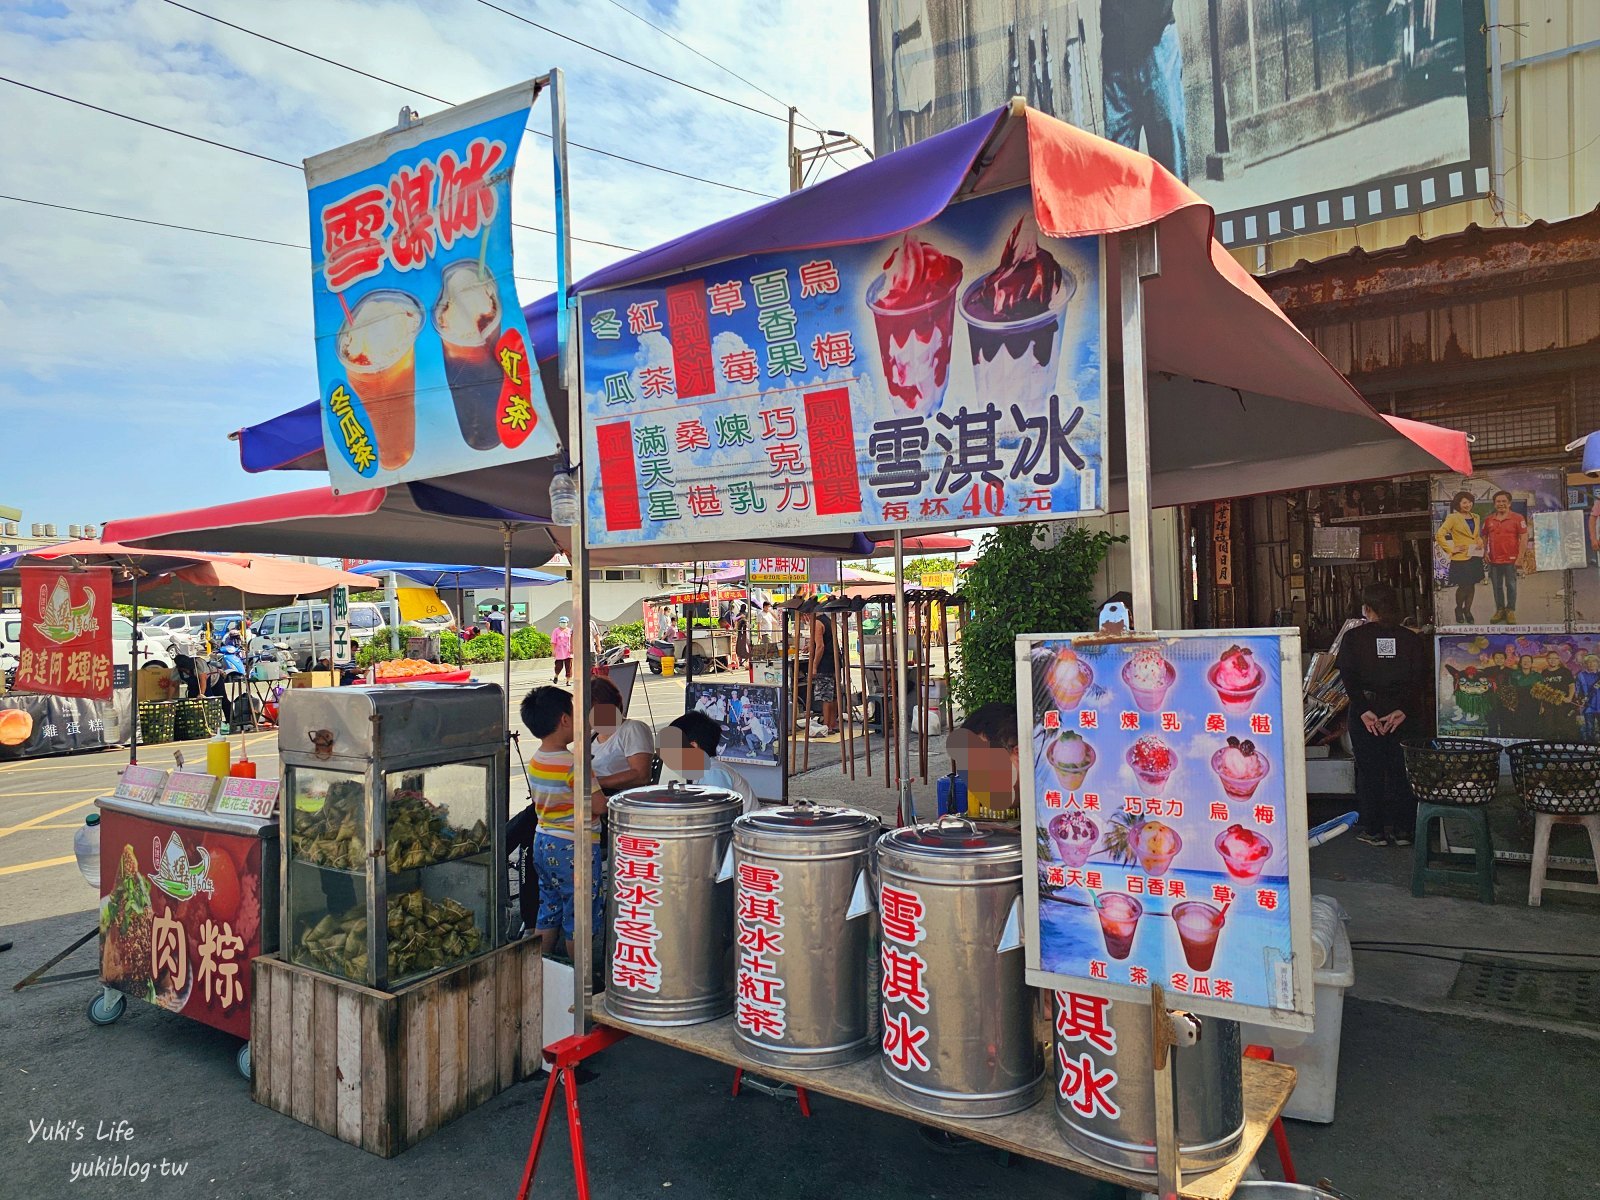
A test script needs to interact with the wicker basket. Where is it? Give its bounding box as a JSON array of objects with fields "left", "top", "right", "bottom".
[
  {"left": 1507, "top": 741, "right": 1600, "bottom": 815},
  {"left": 1401, "top": 738, "right": 1502, "bottom": 807}
]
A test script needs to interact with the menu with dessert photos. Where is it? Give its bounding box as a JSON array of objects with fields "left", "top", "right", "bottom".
[
  {"left": 577, "top": 184, "right": 1106, "bottom": 549},
  {"left": 1016, "top": 630, "right": 1315, "bottom": 1029}
]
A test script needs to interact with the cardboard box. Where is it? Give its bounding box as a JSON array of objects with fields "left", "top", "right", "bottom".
[
  {"left": 290, "top": 670, "right": 340, "bottom": 689},
  {"left": 136, "top": 665, "right": 176, "bottom": 704}
]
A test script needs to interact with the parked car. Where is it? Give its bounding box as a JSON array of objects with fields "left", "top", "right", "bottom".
[
  {"left": 2, "top": 608, "right": 155, "bottom": 675},
  {"left": 249, "top": 601, "right": 450, "bottom": 668}
]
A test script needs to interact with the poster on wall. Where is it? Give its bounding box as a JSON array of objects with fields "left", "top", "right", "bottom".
[
  {"left": 1318, "top": 480, "right": 1430, "bottom": 524},
  {"left": 1436, "top": 630, "right": 1600, "bottom": 744},
  {"left": 579, "top": 185, "right": 1106, "bottom": 549},
  {"left": 685, "top": 681, "right": 782, "bottom": 769},
  {"left": 1016, "top": 630, "right": 1313, "bottom": 1029},
  {"left": 12, "top": 567, "right": 115, "bottom": 701},
  {"left": 1431, "top": 471, "right": 1553, "bottom": 628},
  {"left": 867, "top": 0, "right": 1489, "bottom": 248},
  {"left": 306, "top": 81, "right": 559, "bottom": 493}
]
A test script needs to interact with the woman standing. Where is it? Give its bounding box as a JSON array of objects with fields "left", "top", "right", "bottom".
[
  {"left": 1434, "top": 490, "right": 1484, "bottom": 625},
  {"left": 1335, "top": 583, "right": 1428, "bottom": 847}
]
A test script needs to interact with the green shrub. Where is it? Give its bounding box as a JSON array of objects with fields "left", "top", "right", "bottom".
[
  {"left": 602, "top": 620, "right": 645, "bottom": 650},
  {"left": 439, "top": 630, "right": 463, "bottom": 665},
  {"left": 462, "top": 631, "right": 506, "bottom": 664},
  {"left": 511, "top": 626, "right": 553, "bottom": 660},
  {"left": 952, "top": 523, "right": 1123, "bottom": 712}
]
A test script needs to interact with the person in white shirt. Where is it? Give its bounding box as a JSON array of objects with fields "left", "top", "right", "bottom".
[
  {"left": 589, "top": 674, "right": 656, "bottom": 793},
  {"left": 758, "top": 601, "right": 780, "bottom": 639},
  {"left": 660, "top": 711, "right": 757, "bottom": 813}
]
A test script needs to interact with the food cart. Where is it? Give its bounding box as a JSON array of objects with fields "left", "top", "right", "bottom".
[{"left": 89, "top": 765, "right": 280, "bottom": 1079}]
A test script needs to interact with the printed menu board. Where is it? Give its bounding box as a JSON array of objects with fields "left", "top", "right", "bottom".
[
  {"left": 213, "top": 777, "right": 281, "bottom": 819},
  {"left": 1016, "top": 630, "right": 1314, "bottom": 1029},
  {"left": 158, "top": 771, "right": 220, "bottom": 812},
  {"left": 114, "top": 764, "right": 168, "bottom": 804}
]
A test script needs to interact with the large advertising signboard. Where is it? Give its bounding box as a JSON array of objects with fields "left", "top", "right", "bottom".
[
  {"left": 579, "top": 185, "right": 1105, "bottom": 549},
  {"left": 868, "top": 0, "right": 1489, "bottom": 248},
  {"left": 306, "top": 81, "right": 559, "bottom": 493},
  {"left": 1016, "top": 630, "right": 1313, "bottom": 1029}
]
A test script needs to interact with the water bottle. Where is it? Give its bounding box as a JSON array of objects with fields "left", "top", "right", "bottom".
[{"left": 74, "top": 812, "right": 100, "bottom": 889}]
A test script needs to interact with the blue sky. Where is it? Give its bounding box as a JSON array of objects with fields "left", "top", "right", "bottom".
[{"left": 0, "top": 0, "right": 871, "bottom": 527}]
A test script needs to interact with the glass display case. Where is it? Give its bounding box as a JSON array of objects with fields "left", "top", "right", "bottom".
[{"left": 278, "top": 683, "right": 507, "bottom": 990}]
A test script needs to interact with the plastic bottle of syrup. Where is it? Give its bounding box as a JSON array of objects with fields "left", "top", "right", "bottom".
[{"left": 207, "top": 724, "right": 232, "bottom": 777}]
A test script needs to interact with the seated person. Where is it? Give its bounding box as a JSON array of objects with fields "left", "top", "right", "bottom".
[
  {"left": 519, "top": 685, "right": 605, "bottom": 958},
  {"left": 946, "top": 701, "right": 1021, "bottom": 821},
  {"left": 590, "top": 675, "right": 655, "bottom": 793},
  {"left": 659, "top": 711, "right": 756, "bottom": 812}
]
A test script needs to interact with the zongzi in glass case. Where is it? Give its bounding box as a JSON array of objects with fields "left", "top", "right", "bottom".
[{"left": 278, "top": 683, "right": 507, "bottom": 990}]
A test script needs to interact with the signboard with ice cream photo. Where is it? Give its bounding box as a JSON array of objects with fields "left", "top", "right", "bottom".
[
  {"left": 1015, "top": 630, "right": 1315, "bottom": 1029},
  {"left": 306, "top": 81, "right": 560, "bottom": 493},
  {"left": 578, "top": 185, "right": 1105, "bottom": 547}
]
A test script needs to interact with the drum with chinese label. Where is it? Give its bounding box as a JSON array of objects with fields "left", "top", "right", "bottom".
[
  {"left": 876, "top": 816, "right": 1044, "bottom": 1117},
  {"left": 1052, "top": 990, "right": 1244, "bottom": 1172},
  {"left": 731, "top": 803, "right": 881, "bottom": 1070},
  {"left": 602, "top": 781, "right": 743, "bottom": 1026}
]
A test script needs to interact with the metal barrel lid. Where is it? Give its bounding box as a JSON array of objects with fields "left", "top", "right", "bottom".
[
  {"left": 609, "top": 779, "right": 743, "bottom": 810},
  {"left": 735, "top": 801, "right": 879, "bottom": 835},
  {"left": 878, "top": 814, "right": 1022, "bottom": 863}
]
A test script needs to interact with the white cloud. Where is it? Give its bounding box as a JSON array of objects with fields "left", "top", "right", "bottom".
[{"left": 0, "top": 0, "right": 871, "bottom": 518}]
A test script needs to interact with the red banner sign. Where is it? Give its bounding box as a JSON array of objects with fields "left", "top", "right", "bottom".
[
  {"left": 13, "top": 567, "right": 114, "bottom": 700},
  {"left": 99, "top": 807, "right": 268, "bottom": 1039}
]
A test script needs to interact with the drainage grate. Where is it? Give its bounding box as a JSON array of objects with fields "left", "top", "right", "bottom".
[{"left": 1448, "top": 953, "right": 1600, "bottom": 1029}]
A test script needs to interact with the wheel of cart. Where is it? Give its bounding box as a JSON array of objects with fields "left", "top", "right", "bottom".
[
  {"left": 238, "top": 1042, "right": 251, "bottom": 1080},
  {"left": 86, "top": 986, "right": 127, "bottom": 1026}
]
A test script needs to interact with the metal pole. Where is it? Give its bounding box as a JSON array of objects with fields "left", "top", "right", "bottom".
[
  {"left": 779, "top": 607, "right": 791, "bottom": 804},
  {"left": 503, "top": 524, "right": 514, "bottom": 735},
  {"left": 128, "top": 571, "right": 139, "bottom": 766},
  {"left": 787, "top": 105, "right": 799, "bottom": 192},
  {"left": 1119, "top": 227, "right": 1161, "bottom": 632},
  {"left": 1487, "top": 0, "right": 1507, "bottom": 222},
  {"left": 386, "top": 572, "right": 400, "bottom": 652},
  {"left": 893, "top": 531, "right": 913, "bottom": 823},
  {"left": 550, "top": 67, "right": 591, "bottom": 1037}
]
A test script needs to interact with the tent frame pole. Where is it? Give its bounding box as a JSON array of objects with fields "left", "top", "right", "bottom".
[
  {"left": 1119, "top": 226, "right": 1161, "bottom": 632},
  {"left": 503, "top": 524, "right": 514, "bottom": 736},
  {"left": 129, "top": 571, "right": 140, "bottom": 766},
  {"left": 894, "top": 531, "right": 913, "bottom": 823}
]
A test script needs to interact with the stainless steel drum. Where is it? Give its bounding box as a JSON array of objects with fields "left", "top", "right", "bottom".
[
  {"left": 731, "top": 803, "right": 881, "bottom": 1069},
  {"left": 1052, "top": 990, "right": 1244, "bottom": 1172},
  {"left": 602, "top": 781, "right": 743, "bottom": 1026},
  {"left": 876, "top": 816, "right": 1044, "bottom": 1117}
]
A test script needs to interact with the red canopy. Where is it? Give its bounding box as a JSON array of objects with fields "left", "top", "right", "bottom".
[{"left": 874, "top": 535, "right": 974, "bottom": 553}]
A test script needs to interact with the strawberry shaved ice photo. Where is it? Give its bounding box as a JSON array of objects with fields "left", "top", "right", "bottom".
[
  {"left": 1207, "top": 644, "right": 1266, "bottom": 714},
  {"left": 865, "top": 233, "right": 963, "bottom": 413},
  {"left": 1214, "top": 824, "right": 1273, "bottom": 881}
]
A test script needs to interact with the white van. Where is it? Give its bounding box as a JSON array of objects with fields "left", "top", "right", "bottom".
[
  {"left": 2, "top": 609, "right": 154, "bottom": 675},
  {"left": 251, "top": 600, "right": 447, "bottom": 668}
]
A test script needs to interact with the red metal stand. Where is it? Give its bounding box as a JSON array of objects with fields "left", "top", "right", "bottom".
[
  {"left": 516, "top": 1027, "right": 630, "bottom": 1200},
  {"left": 1243, "top": 1045, "right": 1297, "bottom": 1183},
  {"left": 729, "top": 1068, "right": 812, "bottom": 1117}
]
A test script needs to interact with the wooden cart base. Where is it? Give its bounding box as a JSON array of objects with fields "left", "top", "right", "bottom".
[
  {"left": 593, "top": 1003, "right": 1294, "bottom": 1200},
  {"left": 251, "top": 940, "right": 543, "bottom": 1157}
]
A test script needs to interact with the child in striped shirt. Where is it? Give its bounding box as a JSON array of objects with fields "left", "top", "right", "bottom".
[{"left": 521, "top": 686, "right": 605, "bottom": 957}]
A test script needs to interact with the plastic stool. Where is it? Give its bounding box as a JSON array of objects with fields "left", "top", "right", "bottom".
[
  {"left": 1527, "top": 813, "right": 1600, "bottom": 906},
  {"left": 1411, "top": 801, "right": 1495, "bottom": 904}
]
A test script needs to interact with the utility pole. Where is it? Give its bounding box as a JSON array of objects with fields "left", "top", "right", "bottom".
[
  {"left": 788, "top": 117, "right": 874, "bottom": 193},
  {"left": 787, "top": 105, "right": 800, "bottom": 192}
]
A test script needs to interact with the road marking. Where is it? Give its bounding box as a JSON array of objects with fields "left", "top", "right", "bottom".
[
  {"left": 0, "top": 797, "right": 101, "bottom": 838},
  {"left": 0, "top": 733, "right": 279, "bottom": 776},
  {"left": 7, "top": 822, "right": 84, "bottom": 830},
  {"left": 0, "top": 787, "right": 107, "bottom": 799},
  {"left": 0, "top": 855, "right": 76, "bottom": 876}
]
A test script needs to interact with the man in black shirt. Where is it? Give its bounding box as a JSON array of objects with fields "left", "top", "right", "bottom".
[
  {"left": 1334, "top": 583, "right": 1427, "bottom": 846},
  {"left": 1101, "top": 0, "right": 1188, "bottom": 178}
]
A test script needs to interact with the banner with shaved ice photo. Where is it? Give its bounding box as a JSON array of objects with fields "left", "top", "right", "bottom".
[
  {"left": 577, "top": 186, "right": 1106, "bottom": 547},
  {"left": 1016, "top": 630, "right": 1315, "bottom": 1029},
  {"left": 306, "top": 81, "right": 559, "bottom": 493}
]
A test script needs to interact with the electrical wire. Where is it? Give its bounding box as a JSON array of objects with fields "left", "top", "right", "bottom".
[
  {"left": 596, "top": 0, "right": 821, "bottom": 131},
  {"left": 471, "top": 0, "right": 797, "bottom": 127},
  {"left": 158, "top": 0, "right": 775, "bottom": 200},
  {"left": 0, "top": 74, "right": 637, "bottom": 253},
  {"left": 1351, "top": 940, "right": 1600, "bottom": 959},
  {"left": 0, "top": 192, "right": 557, "bottom": 285}
]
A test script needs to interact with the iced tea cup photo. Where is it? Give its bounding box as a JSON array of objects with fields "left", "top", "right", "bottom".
[
  {"left": 433, "top": 261, "right": 505, "bottom": 451},
  {"left": 1095, "top": 891, "right": 1144, "bottom": 960},
  {"left": 337, "top": 289, "right": 425, "bottom": 470},
  {"left": 1171, "top": 901, "right": 1226, "bottom": 973}
]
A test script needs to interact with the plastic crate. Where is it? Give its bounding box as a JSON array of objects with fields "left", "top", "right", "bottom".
[{"left": 1241, "top": 898, "right": 1354, "bottom": 1123}]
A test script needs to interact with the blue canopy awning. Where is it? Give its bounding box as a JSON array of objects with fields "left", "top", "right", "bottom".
[{"left": 349, "top": 561, "right": 562, "bottom": 590}]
